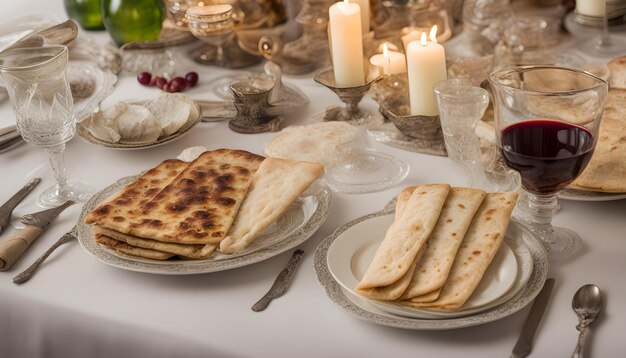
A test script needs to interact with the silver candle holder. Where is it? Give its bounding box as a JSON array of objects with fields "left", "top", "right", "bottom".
[
  {"left": 196, "top": 62, "right": 309, "bottom": 133},
  {"left": 314, "top": 65, "right": 384, "bottom": 128},
  {"left": 369, "top": 74, "right": 447, "bottom": 156}
]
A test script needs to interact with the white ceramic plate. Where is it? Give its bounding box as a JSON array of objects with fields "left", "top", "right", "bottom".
[
  {"left": 559, "top": 188, "right": 626, "bottom": 202},
  {"left": 76, "top": 101, "right": 202, "bottom": 150},
  {"left": 327, "top": 213, "right": 533, "bottom": 319},
  {"left": 314, "top": 199, "right": 548, "bottom": 330},
  {"left": 77, "top": 175, "right": 331, "bottom": 274}
]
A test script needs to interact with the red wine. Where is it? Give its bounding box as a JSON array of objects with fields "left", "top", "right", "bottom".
[{"left": 501, "top": 120, "right": 594, "bottom": 194}]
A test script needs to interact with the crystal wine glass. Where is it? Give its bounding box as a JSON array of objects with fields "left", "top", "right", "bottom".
[
  {"left": 187, "top": 4, "right": 234, "bottom": 66},
  {"left": 0, "top": 45, "right": 91, "bottom": 207},
  {"left": 579, "top": 0, "right": 626, "bottom": 57},
  {"left": 489, "top": 65, "right": 608, "bottom": 260}
]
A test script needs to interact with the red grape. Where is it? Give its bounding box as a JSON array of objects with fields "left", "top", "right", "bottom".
[
  {"left": 170, "top": 76, "right": 187, "bottom": 90},
  {"left": 166, "top": 81, "right": 183, "bottom": 93},
  {"left": 155, "top": 77, "right": 167, "bottom": 89},
  {"left": 185, "top": 72, "right": 199, "bottom": 87},
  {"left": 137, "top": 72, "right": 152, "bottom": 85}
]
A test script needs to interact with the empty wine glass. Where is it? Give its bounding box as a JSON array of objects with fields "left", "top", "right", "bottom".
[
  {"left": 489, "top": 66, "right": 608, "bottom": 260},
  {"left": 579, "top": 0, "right": 626, "bottom": 57},
  {"left": 187, "top": 4, "right": 234, "bottom": 65},
  {"left": 0, "top": 45, "right": 91, "bottom": 207}
]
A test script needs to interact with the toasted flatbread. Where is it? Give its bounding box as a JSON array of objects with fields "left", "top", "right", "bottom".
[
  {"left": 219, "top": 158, "right": 324, "bottom": 254},
  {"left": 93, "top": 226, "right": 216, "bottom": 259},
  {"left": 571, "top": 117, "right": 626, "bottom": 193},
  {"left": 85, "top": 159, "right": 189, "bottom": 228},
  {"left": 95, "top": 234, "right": 174, "bottom": 261},
  {"left": 400, "top": 187, "right": 486, "bottom": 300},
  {"left": 410, "top": 192, "right": 518, "bottom": 311},
  {"left": 264, "top": 122, "right": 363, "bottom": 168},
  {"left": 122, "top": 149, "right": 264, "bottom": 245},
  {"left": 356, "top": 184, "right": 450, "bottom": 290},
  {"left": 608, "top": 55, "right": 626, "bottom": 89}
]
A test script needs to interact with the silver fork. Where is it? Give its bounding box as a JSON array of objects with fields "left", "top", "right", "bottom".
[{"left": 13, "top": 226, "right": 77, "bottom": 284}]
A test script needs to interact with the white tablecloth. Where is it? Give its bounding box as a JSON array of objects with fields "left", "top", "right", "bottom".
[{"left": 1, "top": 2, "right": 626, "bottom": 357}]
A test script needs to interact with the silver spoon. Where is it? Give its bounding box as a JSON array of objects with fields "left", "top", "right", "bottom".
[{"left": 572, "top": 284, "right": 603, "bottom": 358}]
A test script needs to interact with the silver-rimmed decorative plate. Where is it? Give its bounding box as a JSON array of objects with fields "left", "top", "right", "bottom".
[
  {"left": 76, "top": 102, "right": 202, "bottom": 150},
  {"left": 77, "top": 175, "right": 331, "bottom": 274},
  {"left": 314, "top": 198, "right": 548, "bottom": 330},
  {"left": 559, "top": 188, "right": 626, "bottom": 202}
]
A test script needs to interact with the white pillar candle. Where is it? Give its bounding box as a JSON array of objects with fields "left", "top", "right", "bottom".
[
  {"left": 576, "top": 0, "right": 606, "bottom": 17},
  {"left": 328, "top": 0, "right": 365, "bottom": 87},
  {"left": 353, "top": 0, "right": 370, "bottom": 34},
  {"left": 406, "top": 31, "right": 447, "bottom": 116},
  {"left": 369, "top": 43, "right": 406, "bottom": 75}
]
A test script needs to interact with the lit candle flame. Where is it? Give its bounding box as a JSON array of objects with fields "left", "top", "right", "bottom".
[
  {"left": 383, "top": 42, "right": 389, "bottom": 58},
  {"left": 420, "top": 32, "right": 427, "bottom": 46},
  {"left": 429, "top": 25, "right": 438, "bottom": 43}
]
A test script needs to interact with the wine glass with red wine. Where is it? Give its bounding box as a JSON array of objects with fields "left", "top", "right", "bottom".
[{"left": 489, "top": 66, "right": 608, "bottom": 260}]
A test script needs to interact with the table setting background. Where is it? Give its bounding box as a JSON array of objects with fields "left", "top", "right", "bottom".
[{"left": 1, "top": 0, "right": 625, "bottom": 357}]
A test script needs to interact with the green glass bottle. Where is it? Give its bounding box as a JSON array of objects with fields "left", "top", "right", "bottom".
[
  {"left": 64, "top": 0, "right": 105, "bottom": 31},
  {"left": 102, "top": 0, "right": 165, "bottom": 46}
]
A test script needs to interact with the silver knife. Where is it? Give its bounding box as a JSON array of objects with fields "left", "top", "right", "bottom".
[
  {"left": 511, "top": 278, "right": 556, "bottom": 358},
  {"left": 0, "top": 178, "right": 41, "bottom": 235},
  {"left": 0, "top": 200, "right": 74, "bottom": 271},
  {"left": 252, "top": 249, "right": 304, "bottom": 312}
]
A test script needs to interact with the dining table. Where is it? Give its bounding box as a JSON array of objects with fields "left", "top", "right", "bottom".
[{"left": 1, "top": 1, "right": 625, "bottom": 357}]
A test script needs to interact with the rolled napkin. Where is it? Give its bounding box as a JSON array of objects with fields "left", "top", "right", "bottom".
[{"left": 0, "top": 225, "right": 43, "bottom": 271}]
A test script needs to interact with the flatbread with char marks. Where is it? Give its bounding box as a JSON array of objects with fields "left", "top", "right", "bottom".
[
  {"left": 123, "top": 149, "right": 264, "bottom": 244},
  {"left": 85, "top": 159, "right": 189, "bottom": 228}
]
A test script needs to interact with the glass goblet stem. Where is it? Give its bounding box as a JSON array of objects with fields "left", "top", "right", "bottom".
[
  {"left": 526, "top": 192, "right": 558, "bottom": 250},
  {"left": 46, "top": 144, "right": 69, "bottom": 195},
  {"left": 216, "top": 45, "right": 225, "bottom": 63}
]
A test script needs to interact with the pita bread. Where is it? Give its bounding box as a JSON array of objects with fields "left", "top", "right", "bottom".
[
  {"left": 115, "top": 104, "right": 162, "bottom": 143},
  {"left": 95, "top": 234, "right": 174, "bottom": 261},
  {"left": 124, "top": 149, "right": 264, "bottom": 244},
  {"left": 400, "top": 187, "right": 486, "bottom": 299},
  {"left": 608, "top": 55, "right": 626, "bottom": 89},
  {"left": 81, "top": 111, "right": 121, "bottom": 143},
  {"left": 93, "top": 226, "right": 216, "bottom": 259},
  {"left": 603, "top": 88, "right": 626, "bottom": 122},
  {"left": 146, "top": 93, "right": 195, "bottom": 136},
  {"left": 410, "top": 192, "right": 518, "bottom": 311},
  {"left": 264, "top": 122, "right": 363, "bottom": 168},
  {"left": 356, "top": 184, "right": 450, "bottom": 290},
  {"left": 85, "top": 159, "right": 189, "bottom": 229},
  {"left": 571, "top": 117, "right": 626, "bottom": 192},
  {"left": 219, "top": 158, "right": 323, "bottom": 254}
]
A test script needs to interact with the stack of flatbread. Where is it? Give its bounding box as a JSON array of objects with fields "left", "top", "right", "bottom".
[
  {"left": 569, "top": 56, "right": 626, "bottom": 192},
  {"left": 84, "top": 149, "right": 324, "bottom": 260},
  {"left": 355, "top": 184, "right": 518, "bottom": 311}
]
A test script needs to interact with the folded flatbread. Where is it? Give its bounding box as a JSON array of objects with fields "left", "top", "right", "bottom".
[
  {"left": 400, "top": 187, "right": 486, "bottom": 300},
  {"left": 356, "top": 184, "right": 450, "bottom": 291},
  {"left": 219, "top": 158, "right": 324, "bottom": 254},
  {"left": 93, "top": 226, "right": 216, "bottom": 259},
  {"left": 409, "top": 192, "right": 518, "bottom": 311},
  {"left": 608, "top": 55, "right": 626, "bottom": 89},
  {"left": 85, "top": 159, "right": 189, "bottom": 229},
  {"left": 95, "top": 234, "right": 174, "bottom": 261},
  {"left": 571, "top": 117, "right": 626, "bottom": 193},
  {"left": 406, "top": 289, "right": 441, "bottom": 303}
]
